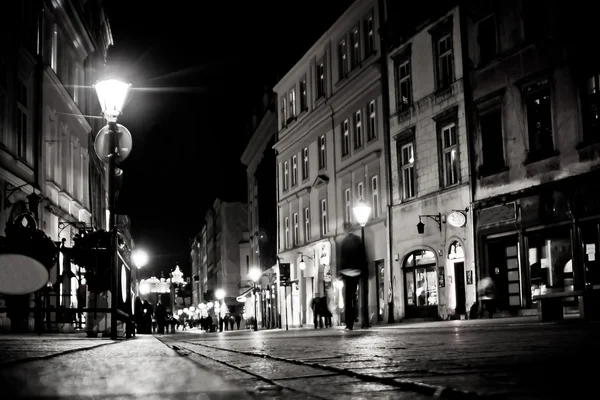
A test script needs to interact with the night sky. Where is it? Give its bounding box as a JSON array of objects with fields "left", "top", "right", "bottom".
[{"left": 104, "top": 0, "right": 355, "bottom": 278}]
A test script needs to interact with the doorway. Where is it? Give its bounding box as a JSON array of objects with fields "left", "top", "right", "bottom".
[
  {"left": 487, "top": 238, "right": 521, "bottom": 311},
  {"left": 375, "top": 260, "right": 385, "bottom": 321},
  {"left": 454, "top": 262, "right": 466, "bottom": 315}
]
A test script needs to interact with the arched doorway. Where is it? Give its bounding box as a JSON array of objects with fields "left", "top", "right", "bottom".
[{"left": 403, "top": 250, "right": 438, "bottom": 318}]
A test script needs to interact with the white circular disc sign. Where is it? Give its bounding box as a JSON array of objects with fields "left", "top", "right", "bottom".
[
  {"left": 94, "top": 123, "right": 133, "bottom": 165},
  {"left": 121, "top": 265, "right": 127, "bottom": 302},
  {"left": 0, "top": 254, "right": 49, "bottom": 295},
  {"left": 448, "top": 211, "right": 467, "bottom": 228}
]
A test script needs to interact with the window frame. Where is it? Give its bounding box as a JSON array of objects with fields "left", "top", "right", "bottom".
[
  {"left": 318, "top": 135, "right": 326, "bottom": 169},
  {"left": 321, "top": 199, "right": 328, "bottom": 236},
  {"left": 395, "top": 127, "right": 417, "bottom": 201},
  {"left": 341, "top": 119, "right": 350, "bottom": 156},
  {"left": 291, "top": 155, "right": 298, "bottom": 186},
  {"left": 304, "top": 207, "right": 310, "bottom": 242},
  {"left": 354, "top": 110, "right": 363, "bottom": 149},
  {"left": 302, "top": 147, "right": 309, "bottom": 180},
  {"left": 371, "top": 175, "right": 379, "bottom": 218},
  {"left": 283, "top": 161, "right": 289, "bottom": 191},
  {"left": 344, "top": 188, "right": 351, "bottom": 224},
  {"left": 368, "top": 100, "right": 377, "bottom": 141},
  {"left": 522, "top": 77, "right": 556, "bottom": 162},
  {"left": 293, "top": 212, "right": 299, "bottom": 246},
  {"left": 429, "top": 18, "right": 454, "bottom": 91}
]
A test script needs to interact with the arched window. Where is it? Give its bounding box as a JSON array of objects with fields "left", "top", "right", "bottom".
[
  {"left": 448, "top": 241, "right": 464, "bottom": 260},
  {"left": 403, "top": 250, "right": 438, "bottom": 310}
]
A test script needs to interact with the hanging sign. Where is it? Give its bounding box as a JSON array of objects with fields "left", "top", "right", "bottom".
[
  {"left": 94, "top": 123, "right": 133, "bottom": 164},
  {"left": 279, "top": 263, "right": 291, "bottom": 286},
  {"left": 0, "top": 254, "right": 49, "bottom": 295},
  {"left": 447, "top": 211, "right": 467, "bottom": 227}
]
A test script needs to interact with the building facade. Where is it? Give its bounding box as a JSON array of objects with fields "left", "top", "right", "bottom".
[
  {"left": 0, "top": 0, "right": 112, "bottom": 332},
  {"left": 192, "top": 199, "right": 248, "bottom": 316},
  {"left": 385, "top": 4, "right": 477, "bottom": 321},
  {"left": 464, "top": 1, "right": 600, "bottom": 316},
  {"left": 274, "top": 0, "right": 390, "bottom": 328},
  {"left": 240, "top": 90, "right": 278, "bottom": 328}
]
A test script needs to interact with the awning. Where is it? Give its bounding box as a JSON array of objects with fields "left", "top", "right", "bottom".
[{"left": 236, "top": 287, "right": 253, "bottom": 303}]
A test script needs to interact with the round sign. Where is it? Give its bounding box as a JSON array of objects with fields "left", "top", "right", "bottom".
[
  {"left": 447, "top": 211, "right": 467, "bottom": 228},
  {"left": 0, "top": 254, "right": 49, "bottom": 295},
  {"left": 121, "top": 265, "right": 127, "bottom": 302},
  {"left": 94, "top": 123, "right": 133, "bottom": 165}
]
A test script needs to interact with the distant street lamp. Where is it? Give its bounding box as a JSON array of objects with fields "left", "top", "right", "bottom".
[
  {"left": 353, "top": 198, "right": 371, "bottom": 329},
  {"left": 132, "top": 249, "right": 149, "bottom": 269},
  {"left": 94, "top": 78, "right": 131, "bottom": 340},
  {"left": 248, "top": 267, "right": 262, "bottom": 332}
]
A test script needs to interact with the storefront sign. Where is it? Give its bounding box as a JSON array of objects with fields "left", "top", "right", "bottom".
[
  {"left": 447, "top": 211, "right": 467, "bottom": 227},
  {"left": 438, "top": 267, "right": 445, "bottom": 288},
  {"left": 279, "top": 263, "right": 291, "bottom": 286}
]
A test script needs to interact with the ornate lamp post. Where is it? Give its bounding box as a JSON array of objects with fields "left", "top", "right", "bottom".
[
  {"left": 353, "top": 198, "right": 371, "bottom": 329},
  {"left": 249, "top": 267, "right": 261, "bottom": 331},
  {"left": 93, "top": 78, "right": 131, "bottom": 340}
]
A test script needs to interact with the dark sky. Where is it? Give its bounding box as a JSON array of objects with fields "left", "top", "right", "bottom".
[{"left": 104, "top": 0, "right": 355, "bottom": 278}]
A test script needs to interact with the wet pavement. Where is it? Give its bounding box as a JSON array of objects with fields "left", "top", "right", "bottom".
[
  {"left": 159, "top": 318, "right": 599, "bottom": 399},
  {"left": 0, "top": 318, "right": 597, "bottom": 399},
  {"left": 0, "top": 334, "right": 251, "bottom": 399}
]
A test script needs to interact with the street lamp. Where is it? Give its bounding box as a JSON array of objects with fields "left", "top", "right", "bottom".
[
  {"left": 132, "top": 249, "right": 149, "bottom": 269},
  {"left": 94, "top": 78, "right": 131, "bottom": 340},
  {"left": 248, "top": 267, "right": 262, "bottom": 331},
  {"left": 353, "top": 197, "right": 371, "bottom": 329}
]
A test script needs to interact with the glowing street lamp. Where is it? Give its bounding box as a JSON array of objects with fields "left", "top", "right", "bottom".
[
  {"left": 93, "top": 79, "right": 131, "bottom": 122},
  {"left": 94, "top": 78, "right": 132, "bottom": 340},
  {"left": 352, "top": 198, "right": 372, "bottom": 329},
  {"left": 132, "top": 249, "right": 149, "bottom": 269},
  {"left": 249, "top": 267, "right": 262, "bottom": 331},
  {"left": 215, "top": 288, "right": 225, "bottom": 301}
]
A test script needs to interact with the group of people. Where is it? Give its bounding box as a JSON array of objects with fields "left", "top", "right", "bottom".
[{"left": 311, "top": 296, "right": 333, "bottom": 329}]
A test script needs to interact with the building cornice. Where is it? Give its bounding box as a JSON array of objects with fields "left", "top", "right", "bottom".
[
  {"left": 240, "top": 110, "right": 277, "bottom": 169},
  {"left": 274, "top": 0, "right": 379, "bottom": 93},
  {"left": 44, "top": 66, "right": 92, "bottom": 132}
]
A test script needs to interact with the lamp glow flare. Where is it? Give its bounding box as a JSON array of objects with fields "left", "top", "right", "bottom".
[
  {"left": 93, "top": 79, "right": 131, "bottom": 122},
  {"left": 353, "top": 199, "right": 371, "bottom": 227},
  {"left": 132, "top": 250, "right": 148, "bottom": 269}
]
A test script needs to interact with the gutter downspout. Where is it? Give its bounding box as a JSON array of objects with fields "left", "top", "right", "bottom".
[
  {"left": 377, "top": 0, "right": 395, "bottom": 323},
  {"left": 34, "top": 1, "right": 45, "bottom": 212},
  {"left": 274, "top": 136, "right": 281, "bottom": 329},
  {"left": 458, "top": 5, "right": 479, "bottom": 309}
]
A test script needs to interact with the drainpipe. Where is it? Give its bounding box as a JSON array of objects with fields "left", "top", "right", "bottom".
[
  {"left": 458, "top": 5, "right": 479, "bottom": 308},
  {"left": 34, "top": 1, "right": 45, "bottom": 206},
  {"left": 377, "top": 0, "right": 395, "bottom": 323},
  {"left": 274, "top": 133, "right": 281, "bottom": 329}
]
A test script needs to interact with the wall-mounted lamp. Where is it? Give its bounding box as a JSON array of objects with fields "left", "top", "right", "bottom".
[
  {"left": 417, "top": 213, "right": 442, "bottom": 234},
  {"left": 298, "top": 254, "right": 314, "bottom": 270}
]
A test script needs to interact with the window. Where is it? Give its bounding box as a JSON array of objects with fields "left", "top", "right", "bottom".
[
  {"left": 302, "top": 147, "right": 309, "bottom": 180},
  {"left": 317, "top": 61, "right": 325, "bottom": 98},
  {"left": 523, "top": 79, "right": 554, "bottom": 159},
  {"left": 350, "top": 27, "right": 360, "bottom": 69},
  {"left": 357, "top": 181, "right": 365, "bottom": 202},
  {"left": 354, "top": 110, "right": 363, "bottom": 149},
  {"left": 338, "top": 39, "right": 348, "bottom": 79},
  {"left": 293, "top": 213, "right": 299, "bottom": 246},
  {"left": 284, "top": 217, "right": 290, "bottom": 248},
  {"left": 341, "top": 119, "right": 350, "bottom": 156},
  {"left": 289, "top": 88, "right": 296, "bottom": 119},
  {"left": 371, "top": 176, "right": 379, "bottom": 218},
  {"left": 281, "top": 97, "right": 287, "bottom": 128},
  {"left": 400, "top": 142, "right": 415, "bottom": 200},
  {"left": 246, "top": 255, "right": 250, "bottom": 274},
  {"left": 51, "top": 24, "right": 58, "bottom": 71},
  {"left": 395, "top": 59, "right": 412, "bottom": 111},
  {"left": 321, "top": 199, "right": 328, "bottom": 236},
  {"left": 434, "top": 32, "right": 453, "bottom": 89},
  {"left": 479, "top": 108, "right": 505, "bottom": 174},
  {"left": 441, "top": 124, "right": 459, "bottom": 186},
  {"left": 364, "top": 13, "right": 375, "bottom": 56},
  {"left": 291, "top": 155, "right": 298, "bottom": 186},
  {"left": 304, "top": 207, "right": 310, "bottom": 242},
  {"left": 16, "top": 79, "right": 30, "bottom": 163},
  {"left": 283, "top": 161, "right": 289, "bottom": 190},
  {"left": 300, "top": 78, "right": 308, "bottom": 112},
  {"left": 319, "top": 135, "right": 326, "bottom": 169},
  {"left": 404, "top": 250, "right": 438, "bottom": 307},
  {"left": 478, "top": 15, "right": 497, "bottom": 65},
  {"left": 581, "top": 73, "right": 600, "bottom": 143},
  {"left": 368, "top": 100, "right": 377, "bottom": 141},
  {"left": 344, "top": 188, "right": 351, "bottom": 224}
]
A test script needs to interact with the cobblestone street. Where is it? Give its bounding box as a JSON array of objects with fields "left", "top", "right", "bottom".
[{"left": 159, "top": 319, "right": 599, "bottom": 399}]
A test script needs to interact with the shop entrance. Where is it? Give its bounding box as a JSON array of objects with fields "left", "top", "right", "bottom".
[
  {"left": 404, "top": 250, "right": 438, "bottom": 319},
  {"left": 454, "top": 262, "right": 466, "bottom": 315},
  {"left": 487, "top": 238, "right": 521, "bottom": 311}
]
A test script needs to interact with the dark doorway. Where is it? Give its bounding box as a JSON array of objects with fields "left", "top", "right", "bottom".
[
  {"left": 454, "top": 261, "right": 466, "bottom": 315},
  {"left": 375, "top": 260, "right": 384, "bottom": 321},
  {"left": 487, "top": 238, "right": 520, "bottom": 311}
]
